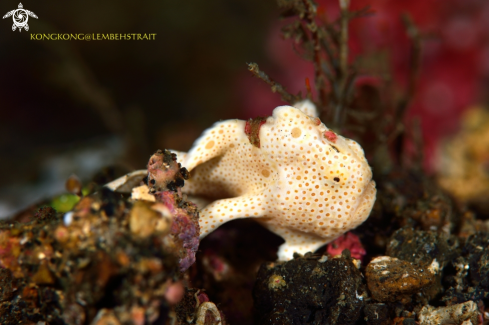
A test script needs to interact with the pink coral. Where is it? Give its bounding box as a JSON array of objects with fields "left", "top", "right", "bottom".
[
  {"left": 156, "top": 191, "right": 200, "bottom": 272},
  {"left": 146, "top": 149, "right": 199, "bottom": 272},
  {"left": 326, "top": 232, "right": 366, "bottom": 260}
]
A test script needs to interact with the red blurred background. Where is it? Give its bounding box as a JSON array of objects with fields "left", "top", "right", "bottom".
[{"left": 237, "top": 0, "right": 489, "bottom": 169}]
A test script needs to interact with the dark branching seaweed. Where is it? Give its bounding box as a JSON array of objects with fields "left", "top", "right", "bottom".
[
  {"left": 249, "top": 0, "right": 428, "bottom": 171},
  {"left": 247, "top": 63, "right": 302, "bottom": 104}
]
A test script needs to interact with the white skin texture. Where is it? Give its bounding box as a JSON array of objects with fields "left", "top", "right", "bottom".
[{"left": 170, "top": 100, "right": 377, "bottom": 260}]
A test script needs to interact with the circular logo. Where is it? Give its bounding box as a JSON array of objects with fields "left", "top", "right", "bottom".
[{"left": 13, "top": 9, "right": 28, "bottom": 28}]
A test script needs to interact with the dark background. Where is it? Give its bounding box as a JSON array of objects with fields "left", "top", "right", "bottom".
[{"left": 0, "top": 0, "right": 277, "bottom": 217}]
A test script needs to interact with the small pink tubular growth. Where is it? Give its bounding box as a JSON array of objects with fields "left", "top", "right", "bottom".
[
  {"left": 244, "top": 120, "right": 252, "bottom": 136},
  {"left": 244, "top": 116, "right": 268, "bottom": 148},
  {"left": 324, "top": 130, "right": 338, "bottom": 143}
]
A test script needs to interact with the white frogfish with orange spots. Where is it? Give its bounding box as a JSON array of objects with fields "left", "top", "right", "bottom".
[
  {"left": 170, "top": 100, "right": 376, "bottom": 260},
  {"left": 105, "top": 100, "right": 376, "bottom": 260}
]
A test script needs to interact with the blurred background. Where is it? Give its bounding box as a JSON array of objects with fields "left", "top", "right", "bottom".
[
  {"left": 1, "top": 0, "right": 489, "bottom": 218},
  {"left": 0, "top": 0, "right": 276, "bottom": 217}
]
